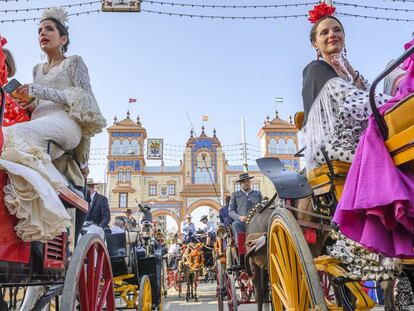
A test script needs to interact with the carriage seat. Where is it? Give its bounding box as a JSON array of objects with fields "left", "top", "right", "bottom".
[
  {"left": 307, "top": 161, "right": 351, "bottom": 200},
  {"left": 58, "top": 184, "right": 88, "bottom": 213},
  {"left": 384, "top": 93, "right": 414, "bottom": 167}
]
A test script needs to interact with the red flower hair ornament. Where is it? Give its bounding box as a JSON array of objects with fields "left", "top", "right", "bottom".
[{"left": 308, "top": 2, "right": 336, "bottom": 24}]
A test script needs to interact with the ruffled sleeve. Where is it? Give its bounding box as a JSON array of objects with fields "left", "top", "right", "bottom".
[
  {"left": 29, "top": 56, "right": 107, "bottom": 137},
  {"left": 303, "top": 77, "right": 389, "bottom": 168}
]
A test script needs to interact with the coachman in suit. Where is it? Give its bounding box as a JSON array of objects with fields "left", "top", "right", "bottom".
[
  {"left": 229, "top": 173, "right": 263, "bottom": 246},
  {"left": 85, "top": 178, "right": 111, "bottom": 233}
]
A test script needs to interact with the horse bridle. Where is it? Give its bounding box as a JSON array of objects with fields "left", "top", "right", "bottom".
[{"left": 246, "top": 192, "right": 278, "bottom": 225}]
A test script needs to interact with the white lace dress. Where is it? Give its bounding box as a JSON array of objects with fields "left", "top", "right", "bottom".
[{"left": 1, "top": 55, "right": 106, "bottom": 241}]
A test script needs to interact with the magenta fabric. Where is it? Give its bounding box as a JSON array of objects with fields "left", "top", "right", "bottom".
[{"left": 333, "top": 38, "right": 414, "bottom": 258}]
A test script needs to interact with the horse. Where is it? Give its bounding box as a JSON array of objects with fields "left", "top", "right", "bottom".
[{"left": 179, "top": 243, "right": 205, "bottom": 302}]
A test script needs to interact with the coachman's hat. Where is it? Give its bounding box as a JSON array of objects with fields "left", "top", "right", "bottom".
[
  {"left": 235, "top": 173, "right": 254, "bottom": 183},
  {"left": 86, "top": 178, "right": 98, "bottom": 185},
  {"left": 200, "top": 215, "right": 208, "bottom": 222}
]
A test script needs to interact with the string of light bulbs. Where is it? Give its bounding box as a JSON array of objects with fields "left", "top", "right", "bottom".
[
  {"left": 140, "top": 1, "right": 315, "bottom": 9},
  {"left": 0, "top": 5, "right": 412, "bottom": 23},
  {"left": 335, "top": 1, "right": 414, "bottom": 12},
  {"left": 0, "top": 1, "right": 100, "bottom": 13}
]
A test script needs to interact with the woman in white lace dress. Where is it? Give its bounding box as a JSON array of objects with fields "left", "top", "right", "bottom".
[{"left": 2, "top": 8, "right": 106, "bottom": 245}]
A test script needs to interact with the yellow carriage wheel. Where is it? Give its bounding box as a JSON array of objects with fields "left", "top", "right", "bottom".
[
  {"left": 137, "top": 275, "right": 152, "bottom": 311},
  {"left": 267, "top": 208, "right": 327, "bottom": 311}
]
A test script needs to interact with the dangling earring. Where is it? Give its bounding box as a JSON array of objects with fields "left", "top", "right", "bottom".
[
  {"left": 316, "top": 49, "right": 321, "bottom": 60},
  {"left": 343, "top": 45, "right": 347, "bottom": 57},
  {"left": 60, "top": 45, "right": 65, "bottom": 55}
]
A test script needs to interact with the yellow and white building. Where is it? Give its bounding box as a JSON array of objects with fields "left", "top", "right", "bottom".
[{"left": 105, "top": 111, "right": 300, "bottom": 231}]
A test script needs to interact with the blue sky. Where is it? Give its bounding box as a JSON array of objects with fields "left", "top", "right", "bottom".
[{"left": 1, "top": 0, "right": 413, "bottom": 183}]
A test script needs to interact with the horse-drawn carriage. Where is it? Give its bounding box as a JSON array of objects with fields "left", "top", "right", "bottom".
[
  {"left": 212, "top": 40, "right": 414, "bottom": 311},
  {"left": 253, "top": 42, "right": 414, "bottom": 310},
  {"left": 106, "top": 219, "right": 164, "bottom": 311},
  {"left": 0, "top": 87, "right": 115, "bottom": 310},
  {"left": 214, "top": 222, "right": 261, "bottom": 311}
]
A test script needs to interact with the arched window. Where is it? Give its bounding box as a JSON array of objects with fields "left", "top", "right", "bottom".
[
  {"left": 286, "top": 139, "right": 296, "bottom": 154},
  {"left": 112, "top": 139, "right": 121, "bottom": 155},
  {"left": 118, "top": 169, "right": 124, "bottom": 182},
  {"left": 129, "top": 139, "right": 139, "bottom": 155},
  {"left": 194, "top": 151, "right": 214, "bottom": 184},
  {"left": 280, "top": 140, "right": 288, "bottom": 154},
  {"left": 120, "top": 140, "right": 130, "bottom": 155},
  {"left": 125, "top": 169, "right": 131, "bottom": 182},
  {"left": 268, "top": 138, "right": 278, "bottom": 154}
]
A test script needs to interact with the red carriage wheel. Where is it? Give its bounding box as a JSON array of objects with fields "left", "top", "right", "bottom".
[
  {"left": 226, "top": 275, "right": 238, "bottom": 311},
  {"left": 318, "top": 271, "right": 337, "bottom": 304},
  {"left": 60, "top": 233, "right": 115, "bottom": 311}
]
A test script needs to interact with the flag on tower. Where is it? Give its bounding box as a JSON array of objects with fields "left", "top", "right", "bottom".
[
  {"left": 129, "top": 98, "right": 137, "bottom": 103},
  {"left": 202, "top": 115, "right": 209, "bottom": 122}
]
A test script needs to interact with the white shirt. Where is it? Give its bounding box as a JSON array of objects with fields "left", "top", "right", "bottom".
[
  {"left": 241, "top": 188, "right": 253, "bottom": 196},
  {"left": 111, "top": 226, "right": 124, "bottom": 234},
  {"left": 181, "top": 222, "right": 196, "bottom": 235},
  {"left": 90, "top": 191, "right": 96, "bottom": 203},
  {"left": 168, "top": 243, "right": 180, "bottom": 255},
  {"left": 199, "top": 221, "right": 216, "bottom": 234}
]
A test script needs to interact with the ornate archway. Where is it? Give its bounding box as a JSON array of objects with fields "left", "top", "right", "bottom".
[
  {"left": 152, "top": 210, "right": 180, "bottom": 233},
  {"left": 187, "top": 199, "right": 221, "bottom": 215}
]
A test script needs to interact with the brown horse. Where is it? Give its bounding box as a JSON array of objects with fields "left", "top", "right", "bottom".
[{"left": 179, "top": 243, "right": 204, "bottom": 302}]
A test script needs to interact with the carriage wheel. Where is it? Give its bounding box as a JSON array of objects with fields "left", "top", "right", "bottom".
[
  {"left": 226, "top": 275, "right": 238, "bottom": 311},
  {"left": 137, "top": 275, "right": 152, "bottom": 311},
  {"left": 267, "top": 208, "right": 327, "bottom": 311},
  {"left": 216, "top": 260, "right": 225, "bottom": 311},
  {"left": 318, "top": 271, "right": 337, "bottom": 305},
  {"left": 60, "top": 233, "right": 115, "bottom": 311}
]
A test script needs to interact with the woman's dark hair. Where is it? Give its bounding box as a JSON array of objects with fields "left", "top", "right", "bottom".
[
  {"left": 309, "top": 15, "right": 345, "bottom": 43},
  {"left": 3, "top": 48, "right": 16, "bottom": 77},
  {"left": 225, "top": 196, "right": 231, "bottom": 206},
  {"left": 41, "top": 17, "right": 70, "bottom": 53}
]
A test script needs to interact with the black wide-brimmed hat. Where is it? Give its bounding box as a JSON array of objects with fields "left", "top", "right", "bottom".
[
  {"left": 235, "top": 173, "right": 254, "bottom": 183},
  {"left": 200, "top": 215, "right": 208, "bottom": 222}
]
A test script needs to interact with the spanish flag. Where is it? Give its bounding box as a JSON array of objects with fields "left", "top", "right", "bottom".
[{"left": 202, "top": 115, "right": 209, "bottom": 122}]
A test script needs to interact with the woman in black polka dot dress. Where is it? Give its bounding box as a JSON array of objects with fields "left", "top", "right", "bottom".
[{"left": 302, "top": 15, "right": 388, "bottom": 169}]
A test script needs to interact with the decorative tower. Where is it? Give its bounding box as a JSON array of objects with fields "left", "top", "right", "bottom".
[
  {"left": 106, "top": 112, "right": 147, "bottom": 211},
  {"left": 257, "top": 111, "right": 300, "bottom": 171}
]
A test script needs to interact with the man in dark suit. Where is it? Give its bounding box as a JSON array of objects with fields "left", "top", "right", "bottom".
[
  {"left": 229, "top": 173, "right": 263, "bottom": 246},
  {"left": 85, "top": 178, "right": 111, "bottom": 233}
]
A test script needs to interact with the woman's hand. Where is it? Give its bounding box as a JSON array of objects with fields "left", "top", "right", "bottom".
[
  {"left": 15, "top": 100, "right": 34, "bottom": 111},
  {"left": 82, "top": 165, "right": 90, "bottom": 179},
  {"left": 328, "top": 53, "right": 358, "bottom": 82},
  {"left": 16, "top": 84, "right": 29, "bottom": 97}
]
